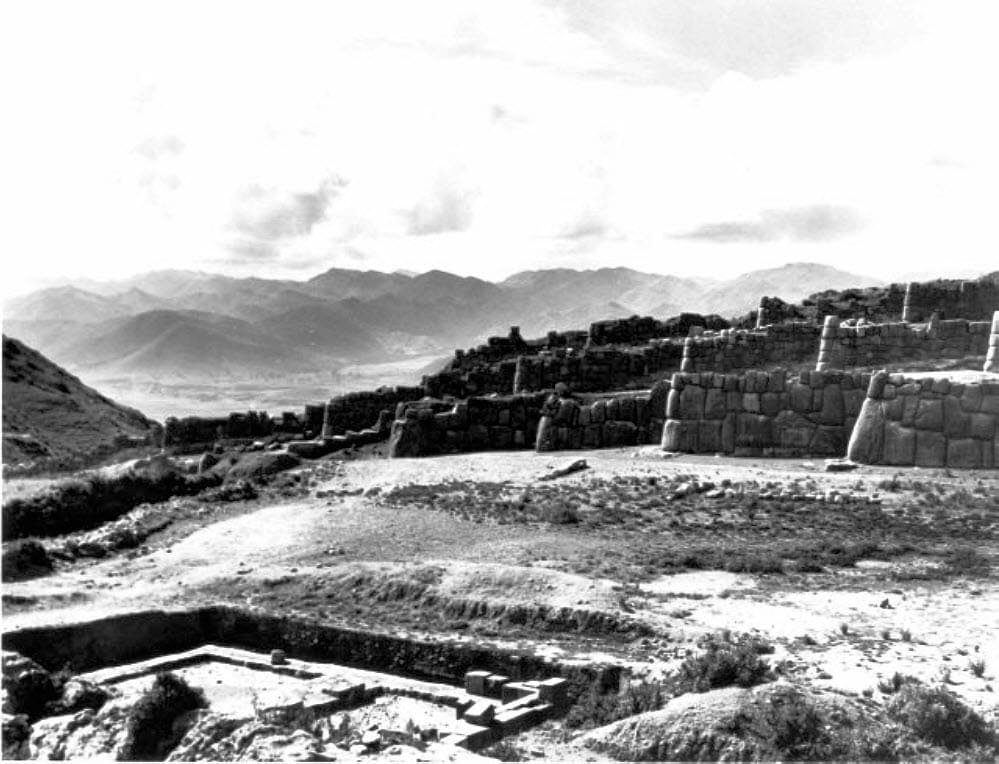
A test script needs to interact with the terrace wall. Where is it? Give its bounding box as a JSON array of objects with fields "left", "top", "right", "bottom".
[
  {"left": 816, "top": 317, "right": 990, "bottom": 371},
  {"left": 661, "top": 369, "right": 870, "bottom": 457},
  {"left": 319, "top": 386, "right": 425, "bottom": 436},
  {"left": 847, "top": 372, "right": 999, "bottom": 469},
  {"left": 902, "top": 276, "right": 999, "bottom": 323},
  {"left": 387, "top": 386, "right": 671, "bottom": 457}
]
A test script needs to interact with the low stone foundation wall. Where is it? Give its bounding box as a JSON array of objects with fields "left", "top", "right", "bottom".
[
  {"left": 847, "top": 372, "right": 999, "bottom": 468},
  {"left": 661, "top": 369, "right": 870, "bottom": 457}
]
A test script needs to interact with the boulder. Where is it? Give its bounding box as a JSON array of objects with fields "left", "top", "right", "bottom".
[{"left": 1, "top": 652, "right": 55, "bottom": 719}]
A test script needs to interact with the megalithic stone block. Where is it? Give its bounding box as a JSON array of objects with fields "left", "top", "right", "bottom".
[{"left": 985, "top": 311, "right": 999, "bottom": 373}]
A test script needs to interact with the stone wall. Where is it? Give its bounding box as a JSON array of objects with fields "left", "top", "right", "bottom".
[
  {"left": 319, "top": 386, "right": 425, "bottom": 436},
  {"left": 388, "top": 392, "right": 550, "bottom": 457},
  {"left": 901, "top": 275, "right": 999, "bottom": 322},
  {"left": 847, "top": 371, "right": 999, "bottom": 468},
  {"left": 680, "top": 323, "right": 820, "bottom": 374},
  {"left": 163, "top": 410, "right": 291, "bottom": 447},
  {"left": 588, "top": 313, "right": 728, "bottom": 346},
  {"left": 816, "top": 317, "right": 990, "bottom": 372},
  {"left": 387, "top": 386, "right": 670, "bottom": 457},
  {"left": 534, "top": 384, "right": 669, "bottom": 452},
  {"left": 661, "top": 369, "right": 870, "bottom": 457}
]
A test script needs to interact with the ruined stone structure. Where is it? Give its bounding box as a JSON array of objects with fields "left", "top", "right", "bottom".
[
  {"left": 661, "top": 370, "right": 869, "bottom": 457},
  {"left": 848, "top": 371, "right": 999, "bottom": 468},
  {"left": 816, "top": 317, "right": 990, "bottom": 372},
  {"left": 902, "top": 275, "right": 999, "bottom": 322},
  {"left": 985, "top": 311, "right": 999, "bottom": 374},
  {"left": 157, "top": 275, "right": 998, "bottom": 468}
]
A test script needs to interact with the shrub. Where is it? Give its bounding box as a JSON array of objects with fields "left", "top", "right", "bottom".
[
  {"left": 675, "top": 632, "right": 773, "bottom": 693},
  {"left": 1, "top": 467, "right": 222, "bottom": 541},
  {"left": 1, "top": 539, "right": 52, "bottom": 582},
  {"left": 969, "top": 658, "right": 986, "bottom": 678},
  {"left": 119, "top": 672, "right": 206, "bottom": 761},
  {"left": 886, "top": 682, "right": 995, "bottom": 750},
  {"left": 542, "top": 502, "right": 580, "bottom": 524},
  {"left": 564, "top": 680, "right": 667, "bottom": 729}
]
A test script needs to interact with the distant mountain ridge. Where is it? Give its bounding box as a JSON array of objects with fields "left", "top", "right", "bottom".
[
  {"left": 2, "top": 335, "right": 160, "bottom": 465},
  {"left": 4, "top": 262, "right": 884, "bottom": 383}
]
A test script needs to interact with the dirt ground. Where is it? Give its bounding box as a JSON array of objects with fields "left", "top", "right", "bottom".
[{"left": 4, "top": 447, "right": 998, "bottom": 756}]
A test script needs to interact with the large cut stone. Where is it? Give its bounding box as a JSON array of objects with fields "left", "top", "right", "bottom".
[
  {"left": 882, "top": 422, "right": 916, "bottom": 465},
  {"left": 913, "top": 398, "right": 943, "bottom": 430},
  {"left": 914, "top": 430, "right": 946, "bottom": 467},
  {"left": 946, "top": 438, "right": 982, "bottom": 469},
  {"left": 846, "top": 399, "right": 885, "bottom": 463}
]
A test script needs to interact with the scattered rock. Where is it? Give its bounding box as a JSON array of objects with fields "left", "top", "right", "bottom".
[{"left": 539, "top": 459, "right": 590, "bottom": 481}]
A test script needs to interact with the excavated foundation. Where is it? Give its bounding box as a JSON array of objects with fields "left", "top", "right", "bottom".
[{"left": 5, "top": 605, "right": 622, "bottom": 751}]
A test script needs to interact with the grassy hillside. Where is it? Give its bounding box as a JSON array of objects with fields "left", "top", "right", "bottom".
[{"left": 2, "top": 335, "right": 161, "bottom": 465}]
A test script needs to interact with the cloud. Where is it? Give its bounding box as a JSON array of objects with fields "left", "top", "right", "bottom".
[
  {"left": 229, "top": 177, "right": 346, "bottom": 242},
  {"left": 219, "top": 237, "right": 280, "bottom": 264},
  {"left": 558, "top": 211, "right": 607, "bottom": 239},
  {"left": 678, "top": 205, "right": 865, "bottom": 244},
  {"left": 134, "top": 135, "right": 185, "bottom": 160},
  {"left": 405, "top": 180, "right": 478, "bottom": 236}
]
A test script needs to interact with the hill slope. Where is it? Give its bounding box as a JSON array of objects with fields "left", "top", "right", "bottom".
[{"left": 2, "top": 335, "right": 161, "bottom": 464}]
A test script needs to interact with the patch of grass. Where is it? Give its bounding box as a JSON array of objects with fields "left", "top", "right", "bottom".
[
  {"left": 877, "top": 672, "right": 920, "bottom": 695},
  {"left": 886, "top": 681, "right": 995, "bottom": 750},
  {"left": 1, "top": 539, "right": 52, "bottom": 582},
  {"left": 481, "top": 739, "right": 525, "bottom": 761},
  {"left": 120, "top": 672, "right": 206, "bottom": 761},
  {"left": 564, "top": 680, "right": 667, "bottom": 730},
  {"left": 943, "top": 545, "right": 991, "bottom": 577},
  {"left": 969, "top": 658, "right": 986, "bottom": 678},
  {"left": 1, "top": 465, "right": 223, "bottom": 541},
  {"left": 674, "top": 632, "right": 773, "bottom": 693}
]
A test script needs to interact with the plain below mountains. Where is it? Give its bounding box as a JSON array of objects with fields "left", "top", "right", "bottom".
[
  {"left": 2, "top": 335, "right": 160, "bottom": 465},
  {"left": 4, "top": 262, "right": 881, "bottom": 383}
]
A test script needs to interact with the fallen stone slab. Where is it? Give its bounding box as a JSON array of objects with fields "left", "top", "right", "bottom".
[{"left": 538, "top": 459, "right": 589, "bottom": 481}]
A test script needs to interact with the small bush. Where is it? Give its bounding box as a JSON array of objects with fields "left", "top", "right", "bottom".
[
  {"left": 886, "top": 682, "right": 995, "bottom": 750},
  {"left": 1, "top": 467, "right": 222, "bottom": 540},
  {"left": 564, "top": 680, "right": 667, "bottom": 729},
  {"left": 481, "top": 739, "right": 524, "bottom": 761},
  {"left": 119, "top": 672, "right": 206, "bottom": 761},
  {"left": 542, "top": 502, "right": 580, "bottom": 524},
  {"left": 1, "top": 539, "right": 53, "bottom": 582},
  {"left": 877, "top": 671, "right": 920, "bottom": 695},
  {"left": 675, "top": 632, "right": 773, "bottom": 693},
  {"left": 969, "top": 658, "right": 986, "bottom": 678}
]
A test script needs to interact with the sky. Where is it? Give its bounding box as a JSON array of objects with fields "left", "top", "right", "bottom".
[{"left": 1, "top": 0, "right": 997, "bottom": 297}]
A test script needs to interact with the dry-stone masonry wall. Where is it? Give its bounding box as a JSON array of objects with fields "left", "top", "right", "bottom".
[
  {"left": 847, "top": 371, "right": 999, "bottom": 469},
  {"left": 679, "top": 323, "right": 820, "bottom": 374},
  {"left": 319, "top": 386, "right": 425, "bottom": 436},
  {"left": 388, "top": 393, "right": 550, "bottom": 457},
  {"left": 661, "top": 369, "right": 870, "bottom": 457},
  {"left": 163, "top": 410, "right": 290, "bottom": 448},
  {"left": 985, "top": 311, "right": 999, "bottom": 374},
  {"left": 534, "top": 384, "right": 669, "bottom": 452},
  {"left": 387, "top": 385, "right": 671, "bottom": 457},
  {"left": 902, "top": 275, "right": 999, "bottom": 323},
  {"left": 816, "top": 317, "right": 990, "bottom": 372}
]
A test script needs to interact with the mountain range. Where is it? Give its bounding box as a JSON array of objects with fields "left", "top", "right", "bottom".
[{"left": 4, "top": 262, "right": 882, "bottom": 383}]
